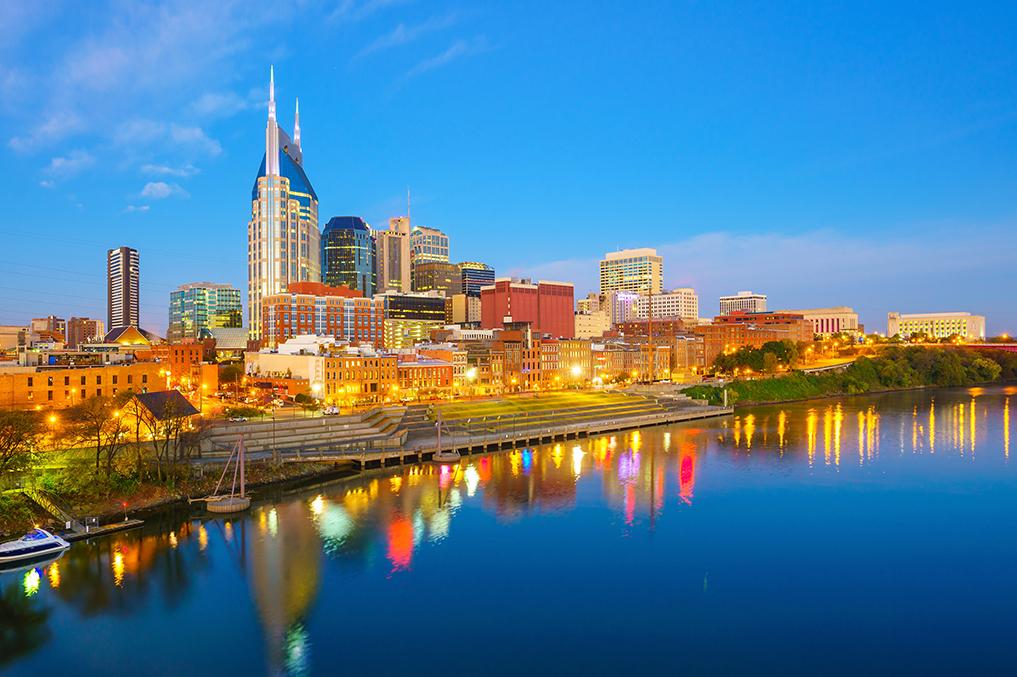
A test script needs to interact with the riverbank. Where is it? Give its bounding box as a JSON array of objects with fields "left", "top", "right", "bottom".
[
  {"left": 0, "top": 460, "right": 355, "bottom": 537},
  {"left": 685, "top": 346, "right": 1017, "bottom": 408},
  {"left": 2, "top": 394, "right": 731, "bottom": 536}
]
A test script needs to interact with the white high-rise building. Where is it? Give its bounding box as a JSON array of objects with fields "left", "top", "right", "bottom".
[
  {"left": 247, "top": 67, "right": 320, "bottom": 341},
  {"left": 107, "top": 246, "right": 139, "bottom": 331},
  {"left": 634, "top": 288, "right": 699, "bottom": 322},
  {"left": 719, "top": 291, "right": 767, "bottom": 315},
  {"left": 376, "top": 217, "right": 412, "bottom": 293},
  {"left": 599, "top": 248, "right": 663, "bottom": 295}
]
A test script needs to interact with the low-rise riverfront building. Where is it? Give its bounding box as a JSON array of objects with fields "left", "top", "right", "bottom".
[
  {"left": 777, "top": 306, "right": 860, "bottom": 336},
  {"left": 887, "top": 312, "right": 986, "bottom": 340}
]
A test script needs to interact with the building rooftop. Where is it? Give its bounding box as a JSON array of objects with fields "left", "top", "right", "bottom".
[{"left": 602, "top": 248, "right": 659, "bottom": 260}]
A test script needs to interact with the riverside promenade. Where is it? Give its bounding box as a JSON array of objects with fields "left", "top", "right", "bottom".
[{"left": 201, "top": 391, "right": 733, "bottom": 469}]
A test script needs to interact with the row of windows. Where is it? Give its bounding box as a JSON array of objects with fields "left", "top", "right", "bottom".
[{"left": 26, "top": 373, "right": 147, "bottom": 387}]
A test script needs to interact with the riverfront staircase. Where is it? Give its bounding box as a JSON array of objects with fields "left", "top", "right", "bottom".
[
  {"left": 201, "top": 407, "right": 408, "bottom": 460},
  {"left": 199, "top": 392, "right": 730, "bottom": 466},
  {"left": 428, "top": 392, "right": 707, "bottom": 443}
]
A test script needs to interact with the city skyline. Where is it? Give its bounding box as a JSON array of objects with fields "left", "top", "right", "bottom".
[{"left": 2, "top": 2, "right": 1017, "bottom": 333}]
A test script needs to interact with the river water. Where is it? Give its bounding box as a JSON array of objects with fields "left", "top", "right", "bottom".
[{"left": 3, "top": 385, "right": 1017, "bottom": 675}]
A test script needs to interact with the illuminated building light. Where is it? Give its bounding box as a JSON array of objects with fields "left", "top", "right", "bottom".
[
  {"left": 23, "top": 569, "right": 41, "bottom": 596},
  {"left": 571, "top": 445, "right": 585, "bottom": 478},
  {"left": 113, "top": 549, "right": 125, "bottom": 587},
  {"left": 464, "top": 465, "right": 480, "bottom": 496},
  {"left": 47, "top": 561, "right": 61, "bottom": 589}
]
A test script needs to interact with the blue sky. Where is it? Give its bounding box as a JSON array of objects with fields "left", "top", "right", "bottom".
[{"left": 2, "top": 0, "right": 1016, "bottom": 335}]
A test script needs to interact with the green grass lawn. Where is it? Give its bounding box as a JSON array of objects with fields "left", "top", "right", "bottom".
[{"left": 435, "top": 391, "right": 639, "bottom": 421}]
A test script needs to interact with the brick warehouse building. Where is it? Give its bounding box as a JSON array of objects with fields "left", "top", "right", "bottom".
[
  {"left": 261, "top": 281, "right": 384, "bottom": 348},
  {"left": 480, "top": 278, "right": 575, "bottom": 338}
]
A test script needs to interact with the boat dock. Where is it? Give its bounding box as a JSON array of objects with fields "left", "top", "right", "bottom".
[{"left": 63, "top": 520, "right": 145, "bottom": 543}]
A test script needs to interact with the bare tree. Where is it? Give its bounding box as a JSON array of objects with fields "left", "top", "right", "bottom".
[
  {"left": 138, "top": 397, "right": 192, "bottom": 482},
  {"left": 65, "top": 396, "right": 130, "bottom": 477}
]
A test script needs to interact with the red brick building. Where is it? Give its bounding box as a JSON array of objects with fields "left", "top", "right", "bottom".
[
  {"left": 694, "top": 317, "right": 814, "bottom": 366},
  {"left": 261, "top": 281, "right": 384, "bottom": 348},
  {"left": 135, "top": 342, "right": 204, "bottom": 383},
  {"left": 480, "top": 278, "right": 575, "bottom": 338},
  {"left": 397, "top": 357, "right": 453, "bottom": 397}
]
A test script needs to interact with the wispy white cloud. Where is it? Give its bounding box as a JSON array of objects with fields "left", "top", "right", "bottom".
[
  {"left": 6, "top": 2, "right": 282, "bottom": 154},
  {"left": 511, "top": 226, "right": 1017, "bottom": 328},
  {"left": 189, "top": 88, "right": 265, "bottom": 118},
  {"left": 140, "top": 181, "right": 189, "bottom": 199},
  {"left": 141, "top": 162, "right": 200, "bottom": 178},
  {"left": 124, "top": 204, "right": 151, "bottom": 213},
  {"left": 9, "top": 111, "right": 84, "bottom": 151},
  {"left": 329, "top": 0, "right": 409, "bottom": 24},
  {"left": 42, "top": 149, "right": 95, "bottom": 178},
  {"left": 355, "top": 13, "right": 458, "bottom": 59},
  {"left": 169, "top": 125, "right": 222, "bottom": 156},
  {"left": 113, "top": 119, "right": 221, "bottom": 157},
  {"left": 404, "top": 36, "right": 491, "bottom": 80},
  {"left": 39, "top": 179, "right": 54, "bottom": 189}
]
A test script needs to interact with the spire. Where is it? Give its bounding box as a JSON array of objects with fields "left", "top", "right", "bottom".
[
  {"left": 268, "top": 65, "right": 276, "bottom": 122},
  {"left": 294, "top": 97, "right": 301, "bottom": 149},
  {"left": 265, "top": 65, "right": 279, "bottom": 177}
]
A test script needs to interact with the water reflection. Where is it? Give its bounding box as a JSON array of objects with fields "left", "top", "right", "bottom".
[{"left": 3, "top": 386, "right": 1017, "bottom": 675}]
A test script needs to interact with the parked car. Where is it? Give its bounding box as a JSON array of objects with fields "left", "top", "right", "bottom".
[
  {"left": 227, "top": 416, "right": 248, "bottom": 423},
  {"left": 322, "top": 405, "right": 339, "bottom": 416}
]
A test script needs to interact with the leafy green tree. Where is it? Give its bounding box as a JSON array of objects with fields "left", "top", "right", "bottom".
[{"left": 0, "top": 410, "right": 42, "bottom": 474}]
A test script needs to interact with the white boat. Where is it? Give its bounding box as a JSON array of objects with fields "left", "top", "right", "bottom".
[{"left": 0, "top": 528, "right": 70, "bottom": 565}]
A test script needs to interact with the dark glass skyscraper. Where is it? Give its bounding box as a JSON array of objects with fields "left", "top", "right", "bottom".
[
  {"left": 459, "top": 261, "right": 495, "bottom": 297},
  {"left": 322, "top": 217, "right": 377, "bottom": 296}
]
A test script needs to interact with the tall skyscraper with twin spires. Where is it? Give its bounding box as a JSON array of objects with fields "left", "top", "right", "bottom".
[{"left": 247, "top": 67, "right": 320, "bottom": 341}]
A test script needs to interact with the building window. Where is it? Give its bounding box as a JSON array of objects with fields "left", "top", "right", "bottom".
[
  {"left": 28, "top": 377, "right": 34, "bottom": 387},
  {"left": 48, "top": 391, "right": 53, "bottom": 401},
  {"left": 64, "top": 376, "right": 70, "bottom": 386}
]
